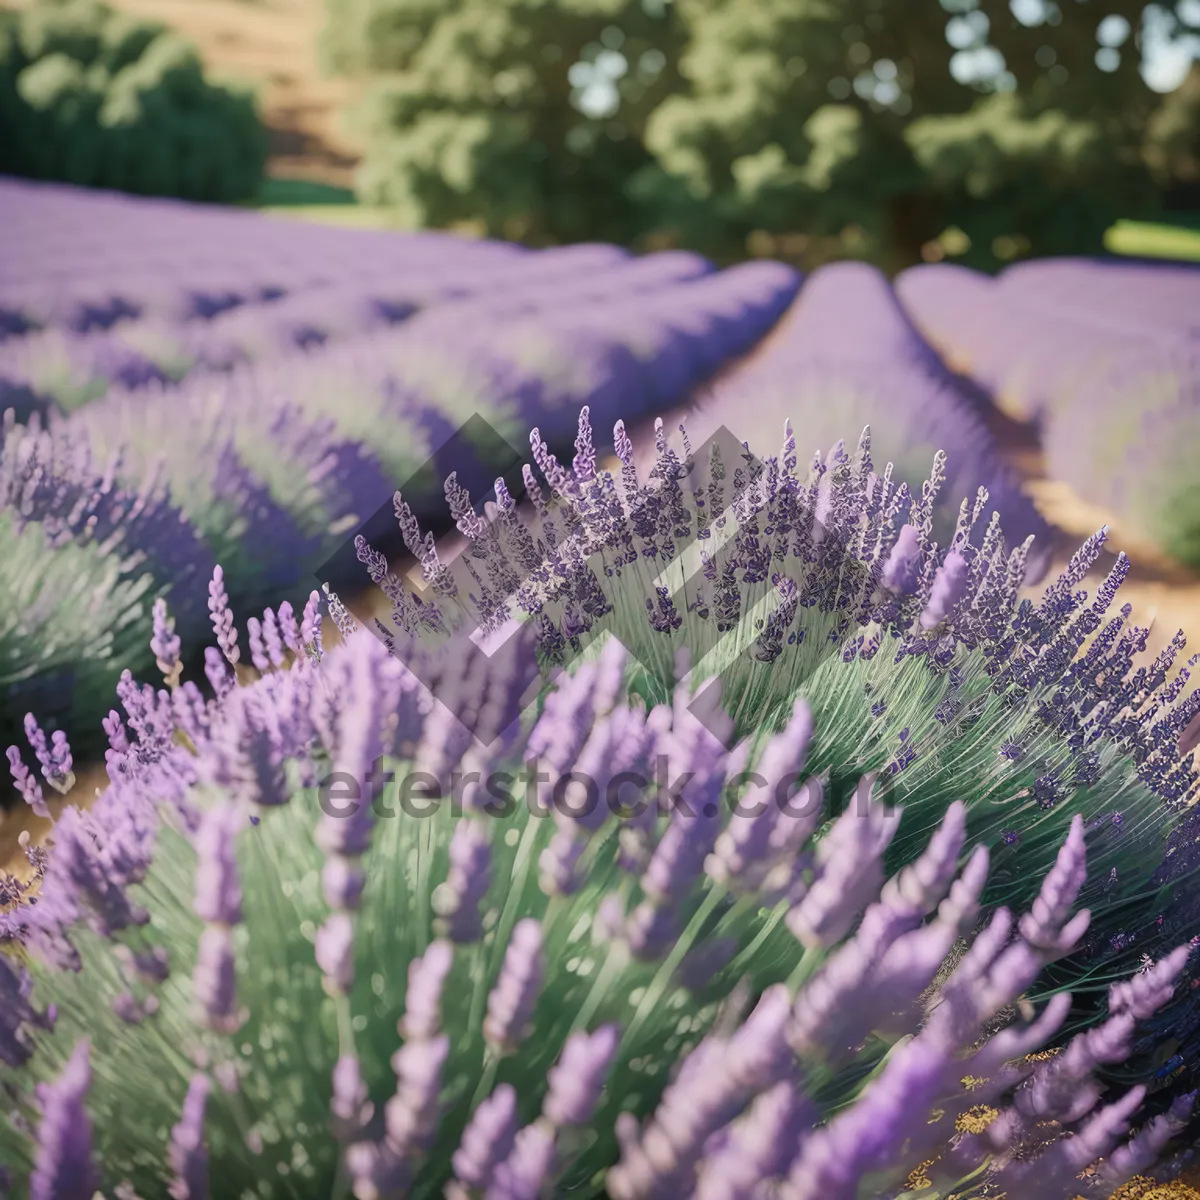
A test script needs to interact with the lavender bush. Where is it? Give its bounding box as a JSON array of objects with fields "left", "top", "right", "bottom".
[
  {"left": 2, "top": 411, "right": 1199, "bottom": 1198},
  {"left": 997, "top": 258, "right": 1200, "bottom": 342},
  {"left": 896, "top": 263, "right": 1192, "bottom": 425},
  {"left": 897, "top": 263, "right": 1200, "bottom": 566},
  {"left": 57, "top": 259, "right": 798, "bottom": 616},
  {"left": 684, "top": 262, "right": 1051, "bottom": 574},
  {"left": 0, "top": 409, "right": 212, "bottom": 745}
]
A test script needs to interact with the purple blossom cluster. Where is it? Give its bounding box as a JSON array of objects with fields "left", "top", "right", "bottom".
[
  {"left": 0, "top": 406, "right": 214, "bottom": 745},
  {"left": 0, "top": 411, "right": 1196, "bottom": 1197},
  {"left": 0, "top": 590, "right": 1196, "bottom": 1196}
]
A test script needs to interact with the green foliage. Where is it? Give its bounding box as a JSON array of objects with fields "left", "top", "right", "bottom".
[
  {"left": 0, "top": 0, "right": 267, "bottom": 203},
  {"left": 324, "top": 0, "right": 1200, "bottom": 270},
  {"left": 324, "top": 0, "right": 687, "bottom": 246}
]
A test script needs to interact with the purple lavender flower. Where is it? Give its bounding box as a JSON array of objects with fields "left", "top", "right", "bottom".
[
  {"left": 693, "top": 1080, "right": 812, "bottom": 1200},
  {"left": 486, "top": 1119, "right": 558, "bottom": 1200},
  {"left": 167, "top": 1074, "right": 210, "bottom": 1200},
  {"left": 192, "top": 803, "right": 243, "bottom": 926},
  {"left": 152, "top": 598, "right": 183, "bottom": 683},
  {"left": 30, "top": 1039, "right": 97, "bottom": 1200},
  {"left": 7, "top": 745, "right": 49, "bottom": 818},
  {"left": 204, "top": 646, "right": 234, "bottom": 702},
  {"left": 432, "top": 819, "right": 492, "bottom": 943},
  {"left": 321, "top": 855, "right": 366, "bottom": 911},
  {"left": 260, "top": 607, "right": 286, "bottom": 668},
  {"left": 386, "top": 1035, "right": 450, "bottom": 1156},
  {"left": 881, "top": 524, "right": 923, "bottom": 595},
  {"left": 1018, "top": 812, "right": 1091, "bottom": 958},
  {"left": 484, "top": 919, "right": 545, "bottom": 1053},
  {"left": 275, "top": 600, "right": 301, "bottom": 654},
  {"left": 23, "top": 714, "right": 72, "bottom": 794},
  {"left": 245, "top": 617, "right": 271, "bottom": 673},
  {"left": 786, "top": 778, "right": 902, "bottom": 948},
  {"left": 207, "top": 566, "right": 239, "bottom": 665},
  {"left": 191, "top": 926, "right": 239, "bottom": 1032},
  {"left": 315, "top": 913, "right": 356, "bottom": 993},
  {"left": 543, "top": 1025, "right": 620, "bottom": 1126},
  {"left": 300, "top": 589, "right": 323, "bottom": 656},
  {"left": 450, "top": 1084, "right": 520, "bottom": 1195},
  {"left": 331, "top": 1055, "right": 370, "bottom": 1130},
  {"left": 919, "top": 549, "right": 969, "bottom": 629},
  {"left": 401, "top": 940, "right": 455, "bottom": 1041}
]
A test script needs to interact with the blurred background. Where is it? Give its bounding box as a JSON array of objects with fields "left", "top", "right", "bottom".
[{"left": 2, "top": 0, "right": 1200, "bottom": 270}]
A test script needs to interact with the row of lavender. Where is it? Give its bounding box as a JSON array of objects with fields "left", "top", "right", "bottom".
[
  {"left": 684, "top": 260, "right": 1053, "bottom": 575},
  {"left": 897, "top": 258, "right": 1200, "bottom": 565},
  {"left": 0, "top": 178, "right": 801, "bottom": 746}
]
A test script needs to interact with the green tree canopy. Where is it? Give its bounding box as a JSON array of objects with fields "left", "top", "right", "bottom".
[
  {"left": 0, "top": 0, "right": 267, "bottom": 204},
  {"left": 326, "top": 0, "right": 1200, "bottom": 270}
]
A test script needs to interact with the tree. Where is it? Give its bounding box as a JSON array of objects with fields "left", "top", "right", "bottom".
[
  {"left": 324, "top": 0, "right": 1200, "bottom": 270},
  {"left": 0, "top": 0, "right": 267, "bottom": 204},
  {"left": 322, "top": 0, "right": 688, "bottom": 246}
]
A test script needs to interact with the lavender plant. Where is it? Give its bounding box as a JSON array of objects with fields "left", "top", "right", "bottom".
[
  {"left": 1039, "top": 343, "right": 1200, "bottom": 567},
  {"left": 1, "top": 414, "right": 1199, "bottom": 1198},
  {"left": 66, "top": 377, "right": 398, "bottom": 615},
  {"left": 684, "top": 262, "right": 1050, "bottom": 569},
  {"left": 0, "top": 408, "right": 212, "bottom": 746},
  {"left": 897, "top": 263, "right": 1200, "bottom": 567},
  {"left": 896, "top": 263, "right": 1191, "bottom": 426}
]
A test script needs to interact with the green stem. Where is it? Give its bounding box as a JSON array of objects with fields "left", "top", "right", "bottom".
[
  {"left": 415, "top": 816, "right": 435, "bottom": 956},
  {"left": 465, "top": 940, "right": 490, "bottom": 1048},
  {"left": 716, "top": 896, "right": 786, "bottom": 979},
  {"left": 467, "top": 1049, "right": 501, "bottom": 1115},
  {"left": 786, "top": 943, "right": 826, "bottom": 995},
  {"left": 487, "top": 817, "right": 543, "bottom": 981},
  {"left": 621, "top": 885, "right": 725, "bottom": 1052},
  {"left": 570, "top": 939, "right": 630, "bottom": 1035}
]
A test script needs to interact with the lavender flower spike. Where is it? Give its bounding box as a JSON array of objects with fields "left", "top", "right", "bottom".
[
  {"left": 191, "top": 926, "right": 240, "bottom": 1033},
  {"left": 449, "top": 1084, "right": 520, "bottom": 1196},
  {"left": 8, "top": 745, "right": 49, "bottom": 818},
  {"left": 385, "top": 1035, "right": 450, "bottom": 1157},
  {"left": 167, "top": 1074, "right": 211, "bottom": 1200},
  {"left": 1108, "top": 942, "right": 1194, "bottom": 1021},
  {"left": 1018, "top": 811, "right": 1091, "bottom": 958},
  {"left": 879, "top": 798, "right": 967, "bottom": 919},
  {"left": 30, "top": 1039, "right": 97, "bottom": 1200},
  {"left": 315, "top": 913, "right": 356, "bottom": 994},
  {"left": 401, "top": 940, "right": 455, "bottom": 1041},
  {"left": 786, "top": 778, "right": 903, "bottom": 949},
  {"left": 543, "top": 1025, "right": 620, "bottom": 1127},
  {"left": 694, "top": 1080, "right": 812, "bottom": 1200},
  {"left": 203, "top": 647, "right": 234, "bottom": 702},
  {"left": 483, "top": 919, "right": 545, "bottom": 1053},
  {"left": 1101, "top": 1091, "right": 1197, "bottom": 1187},
  {"left": 192, "top": 803, "right": 244, "bottom": 926},
  {"left": 23, "top": 715, "right": 73, "bottom": 794},
  {"left": 331, "top": 1055, "right": 370, "bottom": 1131},
  {"left": 919, "top": 549, "right": 969, "bottom": 629},
  {"left": 486, "top": 1119, "right": 558, "bottom": 1200},
  {"left": 207, "top": 565, "right": 239, "bottom": 665},
  {"left": 300, "top": 589, "right": 323, "bottom": 657},
  {"left": 152, "top": 597, "right": 183, "bottom": 685},
  {"left": 881, "top": 524, "right": 922, "bottom": 596}
]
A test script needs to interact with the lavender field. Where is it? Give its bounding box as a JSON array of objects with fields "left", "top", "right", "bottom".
[{"left": 6, "top": 176, "right": 1200, "bottom": 1199}]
